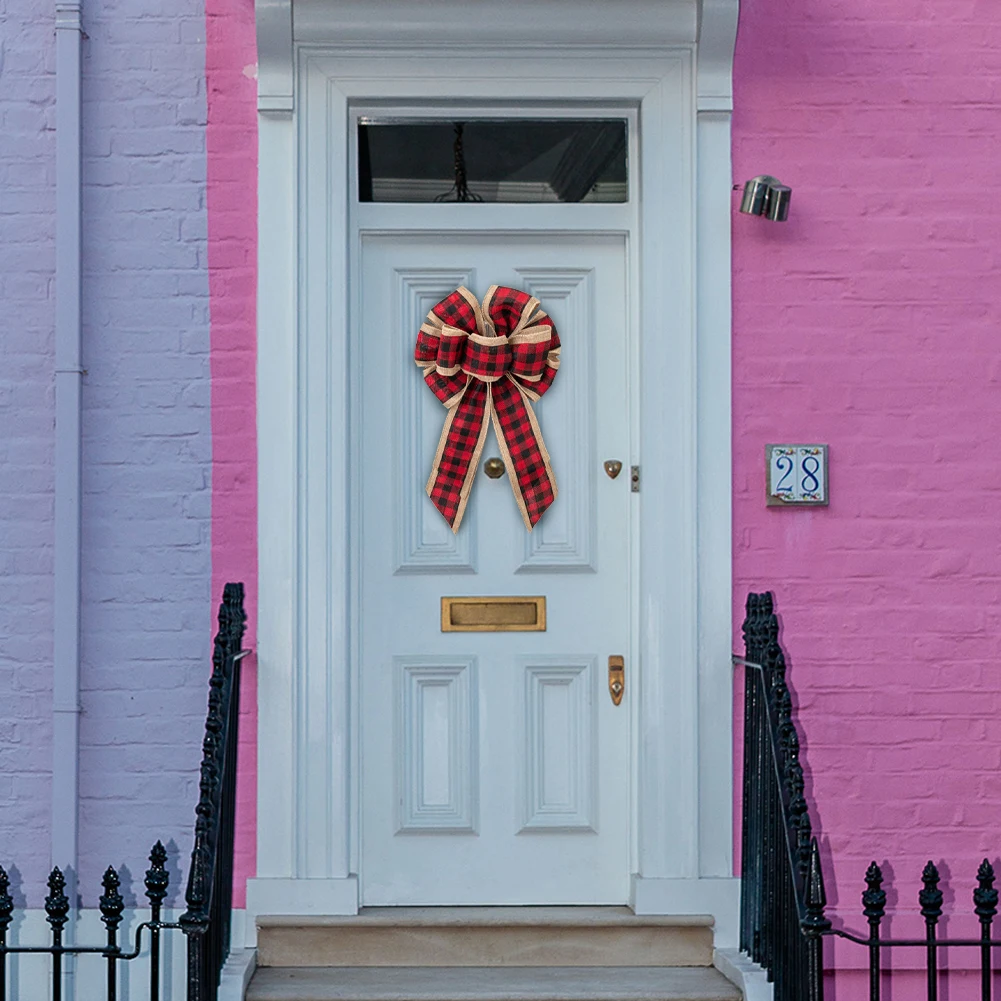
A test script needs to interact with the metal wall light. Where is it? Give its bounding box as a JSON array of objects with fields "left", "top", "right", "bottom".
[{"left": 738, "top": 175, "right": 792, "bottom": 222}]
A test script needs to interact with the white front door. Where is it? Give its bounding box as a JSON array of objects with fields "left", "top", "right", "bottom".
[{"left": 358, "top": 231, "right": 633, "bottom": 905}]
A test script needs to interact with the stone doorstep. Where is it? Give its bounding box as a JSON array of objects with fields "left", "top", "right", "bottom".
[
  {"left": 246, "top": 967, "right": 743, "bottom": 1001},
  {"left": 256, "top": 908, "right": 716, "bottom": 969}
]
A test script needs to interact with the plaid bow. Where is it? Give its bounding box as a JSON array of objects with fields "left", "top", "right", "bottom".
[{"left": 415, "top": 285, "right": 561, "bottom": 533}]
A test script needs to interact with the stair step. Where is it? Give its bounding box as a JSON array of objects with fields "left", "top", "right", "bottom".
[
  {"left": 246, "top": 967, "right": 742, "bottom": 1001},
  {"left": 257, "top": 908, "right": 715, "bottom": 969}
]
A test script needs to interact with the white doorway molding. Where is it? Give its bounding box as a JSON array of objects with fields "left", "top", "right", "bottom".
[
  {"left": 255, "top": 1, "right": 739, "bottom": 114},
  {"left": 250, "top": 0, "right": 739, "bottom": 946}
]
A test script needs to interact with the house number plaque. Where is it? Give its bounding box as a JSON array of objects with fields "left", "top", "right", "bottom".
[{"left": 766, "top": 444, "right": 829, "bottom": 506}]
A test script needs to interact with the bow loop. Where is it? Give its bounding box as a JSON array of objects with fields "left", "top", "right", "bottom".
[
  {"left": 415, "top": 286, "right": 560, "bottom": 532},
  {"left": 463, "top": 333, "right": 512, "bottom": 383},
  {"left": 435, "top": 327, "right": 467, "bottom": 376},
  {"left": 508, "top": 325, "right": 553, "bottom": 382}
]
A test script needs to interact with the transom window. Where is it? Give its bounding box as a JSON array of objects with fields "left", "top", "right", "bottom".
[{"left": 357, "top": 119, "right": 628, "bottom": 204}]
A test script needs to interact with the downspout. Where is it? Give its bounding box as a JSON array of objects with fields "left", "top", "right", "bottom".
[{"left": 53, "top": 0, "right": 83, "bottom": 981}]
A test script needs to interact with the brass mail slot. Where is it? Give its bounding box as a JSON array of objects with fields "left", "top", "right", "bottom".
[{"left": 441, "top": 596, "right": 547, "bottom": 632}]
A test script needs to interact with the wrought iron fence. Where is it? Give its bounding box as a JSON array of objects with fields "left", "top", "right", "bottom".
[
  {"left": 829, "top": 857, "right": 999, "bottom": 1001},
  {"left": 0, "top": 843, "right": 175, "bottom": 1001},
  {"left": 738, "top": 591, "right": 827, "bottom": 1000},
  {"left": 179, "top": 581, "right": 247, "bottom": 1001},
  {"left": 0, "top": 582, "right": 246, "bottom": 1001},
  {"left": 739, "top": 590, "right": 1001, "bottom": 1001}
]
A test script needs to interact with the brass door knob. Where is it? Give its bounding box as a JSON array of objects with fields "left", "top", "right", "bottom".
[
  {"left": 483, "top": 457, "right": 505, "bottom": 479},
  {"left": 604, "top": 460, "right": 623, "bottom": 480}
]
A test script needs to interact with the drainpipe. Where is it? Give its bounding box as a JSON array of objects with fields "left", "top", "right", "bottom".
[{"left": 53, "top": 0, "right": 83, "bottom": 984}]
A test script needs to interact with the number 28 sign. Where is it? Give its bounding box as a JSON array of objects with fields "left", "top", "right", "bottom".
[{"left": 766, "top": 445, "right": 828, "bottom": 506}]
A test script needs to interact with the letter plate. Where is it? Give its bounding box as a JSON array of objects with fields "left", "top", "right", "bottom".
[{"left": 441, "top": 596, "right": 547, "bottom": 633}]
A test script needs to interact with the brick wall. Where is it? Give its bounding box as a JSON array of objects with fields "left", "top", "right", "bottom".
[
  {"left": 0, "top": 0, "right": 57, "bottom": 904},
  {"left": 0, "top": 0, "right": 212, "bottom": 904},
  {"left": 78, "top": 0, "right": 212, "bottom": 904},
  {"left": 205, "top": 0, "right": 257, "bottom": 909},
  {"left": 732, "top": 0, "right": 1001, "bottom": 953}
]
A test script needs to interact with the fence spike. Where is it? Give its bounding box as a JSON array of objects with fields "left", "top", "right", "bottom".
[
  {"left": 803, "top": 838, "right": 832, "bottom": 933},
  {"left": 100, "top": 867, "right": 125, "bottom": 932},
  {"left": 144, "top": 841, "right": 169, "bottom": 908},
  {"left": 44, "top": 868, "right": 69, "bottom": 932},
  {"left": 863, "top": 862, "right": 887, "bottom": 922},
  {"left": 919, "top": 861, "right": 943, "bottom": 924},
  {"left": 974, "top": 859, "right": 998, "bottom": 922}
]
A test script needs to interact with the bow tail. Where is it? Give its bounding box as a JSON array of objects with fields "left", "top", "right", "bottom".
[
  {"left": 490, "top": 377, "right": 558, "bottom": 532},
  {"left": 426, "top": 379, "right": 491, "bottom": 533}
]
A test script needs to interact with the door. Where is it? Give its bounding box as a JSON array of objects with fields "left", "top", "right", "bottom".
[{"left": 358, "top": 231, "right": 632, "bottom": 904}]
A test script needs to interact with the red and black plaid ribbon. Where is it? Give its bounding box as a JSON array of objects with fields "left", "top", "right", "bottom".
[{"left": 415, "top": 285, "right": 561, "bottom": 532}]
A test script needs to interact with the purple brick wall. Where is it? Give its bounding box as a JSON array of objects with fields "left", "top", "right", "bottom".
[
  {"left": 0, "top": 0, "right": 211, "bottom": 905},
  {"left": 78, "top": 1, "right": 211, "bottom": 904},
  {"left": 0, "top": 0, "right": 57, "bottom": 905}
]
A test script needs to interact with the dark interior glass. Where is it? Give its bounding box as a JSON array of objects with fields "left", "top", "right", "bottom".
[{"left": 358, "top": 119, "right": 628, "bottom": 203}]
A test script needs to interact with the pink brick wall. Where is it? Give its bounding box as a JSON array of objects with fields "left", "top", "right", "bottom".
[
  {"left": 205, "top": 0, "right": 258, "bottom": 909},
  {"left": 732, "top": 0, "right": 1001, "bottom": 988}
]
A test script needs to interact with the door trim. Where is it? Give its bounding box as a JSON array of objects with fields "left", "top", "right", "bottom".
[
  {"left": 252, "top": 20, "right": 735, "bottom": 938},
  {"left": 348, "top": 106, "right": 641, "bottom": 904}
]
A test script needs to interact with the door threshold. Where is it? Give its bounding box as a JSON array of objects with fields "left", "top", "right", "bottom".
[{"left": 259, "top": 906, "right": 715, "bottom": 927}]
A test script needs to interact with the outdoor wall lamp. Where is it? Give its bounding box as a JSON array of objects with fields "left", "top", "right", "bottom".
[{"left": 737, "top": 175, "right": 792, "bottom": 222}]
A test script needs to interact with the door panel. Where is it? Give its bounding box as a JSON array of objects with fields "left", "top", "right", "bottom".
[
  {"left": 359, "top": 232, "right": 630, "bottom": 904},
  {"left": 514, "top": 268, "right": 596, "bottom": 573},
  {"left": 393, "top": 267, "right": 478, "bottom": 574}
]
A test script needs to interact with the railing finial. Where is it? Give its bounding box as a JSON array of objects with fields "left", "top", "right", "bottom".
[
  {"left": 863, "top": 861, "right": 887, "bottom": 923},
  {"left": 803, "top": 838, "right": 831, "bottom": 932},
  {"left": 99, "top": 867, "right": 125, "bottom": 933},
  {"left": 975, "top": 859, "right": 998, "bottom": 922},
  {"left": 144, "top": 841, "right": 169, "bottom": 908},
  {"left": 44, "top": 868, "right": 70, "bottom": 933},
  {"left": 920, "top": 861, "right": 943, "bottom": 924}
]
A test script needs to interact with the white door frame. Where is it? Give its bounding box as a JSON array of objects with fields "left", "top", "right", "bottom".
[{"left": 250, "top": 0, "right": 739, "bottom": 945}]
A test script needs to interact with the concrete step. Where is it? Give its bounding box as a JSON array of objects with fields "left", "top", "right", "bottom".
[
  {"left": 256, "top": 908, "right": 715, "bottom": 969},
  {"left": 245, "top": 967, "right": 742, "bottom": 1001}
]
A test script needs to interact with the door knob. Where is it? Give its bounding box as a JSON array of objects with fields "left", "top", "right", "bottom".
[
  {"left": 604, "top": 460, "right": 623, "bottom": 480},
  {"left": 483, "top": 457, "right": 505, "bottom": 479},
  {"left": 608, "top": 655, "right": 625, "bottom": 705}
]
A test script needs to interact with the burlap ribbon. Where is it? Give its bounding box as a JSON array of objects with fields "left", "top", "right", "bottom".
[{"left": 415, "top": 285, "right": 561, "bottom": 533}]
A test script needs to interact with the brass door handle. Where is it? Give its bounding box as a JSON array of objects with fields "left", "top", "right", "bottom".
[
  {"left": 608, "top": 655, "right": 625, "bottom": 705},
  {"left": 483, "top": 457, "right": 505, "bottom": 479}
]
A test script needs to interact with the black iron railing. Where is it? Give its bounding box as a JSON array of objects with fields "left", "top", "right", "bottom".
[
  {"left": 179, "top": 581, "right": 247, "bottom": 1001},
  {"left": 0, "top": 843, "right": 176, "bottom": 1001},
  {"left": 0, "top": 583, "right": 246, "bottom": 1001},
  {"left": 824, "top": 856, "right": 1000, "bottom": 1001},
  {"left": 738, "top": 591, "right": 828, "bottom": 1000},
  {"left": 739, "top": 591, "right": 1001, "bottom": 1001}
]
